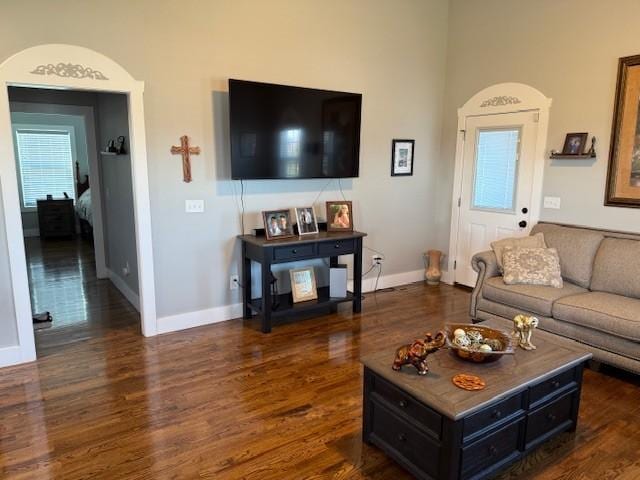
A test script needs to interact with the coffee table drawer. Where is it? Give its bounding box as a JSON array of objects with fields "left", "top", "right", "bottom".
[
  {"left": 369, "top": 399, "right": 441, "bottom": 480},
  {"left": 463, "top": 392, "right": 525, "bottom": 440},
  {"left": 273, "top": 244, "right": 315, "bottom": 261},
  {"left": 461, "top": 419, "right": 523, "bottom": 479},
  {"left": 371, "top": 374, "right": 442, "bottom": 439},
  {"left": 525, "top": 390, "right": 575, "bottom": 449},
  {"left": 529, "top": 367, "right": 577, "bottom": 408}
]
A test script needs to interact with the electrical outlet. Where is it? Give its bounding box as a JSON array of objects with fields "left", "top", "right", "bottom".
[
  {"left": 372, "top": 254, "right": 383, "bottom": 266},
  {"left": 230, "top": 274, "right": 239, "bottom": 290}
]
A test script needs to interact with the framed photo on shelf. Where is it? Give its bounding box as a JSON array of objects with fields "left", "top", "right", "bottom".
[
  {"left": 290, "top": 267, "right": 318, "bottom": 303},
  {"left": 326, "top": 200, "right": 353, "bottom": 232},
  {"left": 294, "top": 206, "right": 319, "bottom": 236},
  {"left": 262, "top": 209, "right": 295, "bottom": 240},
  {"left": 605, "top": 54, "right": 640, "bottom": 208},
  {"left": 391, "top": 139, "right": 414, "bottom": 176},
  {"left": 562, "top": 132, "right": 588, "bottom": 155}
]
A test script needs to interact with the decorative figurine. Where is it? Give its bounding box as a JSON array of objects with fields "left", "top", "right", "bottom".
[
  {"left": 116, "top": 135, "right": 126, "bottom": 154},
  {"left": 513, "top": 314, "right": 539, "bottom": 350},
  {"left": 392, "top": 331, "right": 446, "bottom": 375}
]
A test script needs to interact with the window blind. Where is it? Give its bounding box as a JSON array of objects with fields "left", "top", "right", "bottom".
[
  {"left": 472, "top": 129, "right": 520, "bottom": 211},
  {"left": 15, "top": 129, "right": 75, "bottom": 208}
]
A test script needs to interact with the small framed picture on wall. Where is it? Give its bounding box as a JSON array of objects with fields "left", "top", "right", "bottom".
[{"left": 391, "top": 139, "right": 415, "bottom": 176}]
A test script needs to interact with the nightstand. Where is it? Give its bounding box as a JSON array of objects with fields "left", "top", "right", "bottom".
[{"left": 37, "top": 199, "right": 75, "bottom": 239}]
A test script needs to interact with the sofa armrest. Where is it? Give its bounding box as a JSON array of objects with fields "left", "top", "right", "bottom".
[{"left": 470, "top": 250, "right": 500, "bottom": 319}]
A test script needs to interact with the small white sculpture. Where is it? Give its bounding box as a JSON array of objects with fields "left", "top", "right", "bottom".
[{"left": 513, "top": 314, "right": 539, "bottom": 351}]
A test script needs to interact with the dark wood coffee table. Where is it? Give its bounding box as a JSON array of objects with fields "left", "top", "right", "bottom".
[{"left": 362, "top": 318, "right": 592, "bottom": 480}]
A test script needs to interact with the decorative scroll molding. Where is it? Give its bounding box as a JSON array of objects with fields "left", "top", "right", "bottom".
[
  {"left": 480, "top": 95, "right": 521, "bottom": 107},
  {"left": 30, "top": 62, "right": 109, "bottom": 80}
]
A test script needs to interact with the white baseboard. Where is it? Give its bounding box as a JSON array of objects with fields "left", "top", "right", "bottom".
[
  {"left": 0, "top": 345, "right": 26, "bottom": 368},
  {"left": 157, "top": 302, "right": 243, "bottom": 335},
  {"left": 350, "top": 268, "right": 426, "bottom": 293},
  {"left": 155, "top": 268, "right": 444, "bottom": 336},
  {"left": 23, "top": 228, "right": 39, "bottom": 238},
  {"left": 107, "top": 268, "right": 140, "bottom": 311},
  {"left": 441, "top": 269, "right": 454, "bottom": 285}
]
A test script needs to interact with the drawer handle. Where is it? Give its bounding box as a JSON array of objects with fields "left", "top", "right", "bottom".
[
  {"left": 398, "top": 400, "right": 408, "bottom": 408},
  {"left": 488, "top": 445, "right": 498, "bottom": 456},
  {"left": 334, "top": 243, "right": 341, "bottom": 249},
  {"left": 551, "top": 380, "right": 560, "bottom": 388},
  {"left": 292, "top": 249, "right": 297, "bottom": 254},
  {"left": 397, "top": 433, "right": 407, "bottom": 442},
  {"left": 547, "top": 413, "right": 557, "bottom": 422},
  {"left": 492, "top": 409, "right": 502, "bottom": 419}
]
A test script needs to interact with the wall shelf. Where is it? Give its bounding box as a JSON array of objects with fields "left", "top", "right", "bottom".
[{"left": 549, "top": 152, "right": 596, "bottom": 160}]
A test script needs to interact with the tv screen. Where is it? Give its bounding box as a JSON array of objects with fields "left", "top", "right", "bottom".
[{"left": 229, "top": 79, "right": 361, "bottom": 179}]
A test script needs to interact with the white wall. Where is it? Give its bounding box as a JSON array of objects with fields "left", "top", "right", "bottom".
[
  {"left": 0, "top": 0, "right": 452, "bottom": 323},
  {"left": 96, "top": 93, "right": 139, "bottom": 296},
  {"left": 0, "top": 181, "right": 18, "bottom": 347},
  {"left": 435, "top": 0, "right": 640, "bottom": 256}
]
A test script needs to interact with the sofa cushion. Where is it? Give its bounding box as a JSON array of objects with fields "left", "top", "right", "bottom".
[
  {"left": 483, "top": 276, "right": 587, "bottom": 317},
  {"left": 491, "top": 232, "right": 546, "bottom": 273},
  {"left": 590, "top": 238, "right": 640, "bottom": 300},
  {"left": 476, "top": 299, "right": 640, "bottom": 364},
  {"left": 530, "top": 224, "right": 604, "bottom": 288},
  {"left": 502, "top": 247, "right": 563, "bottom": 288},
  {"left": 553, "top": 292, "right": 640, "bottom": 342}
]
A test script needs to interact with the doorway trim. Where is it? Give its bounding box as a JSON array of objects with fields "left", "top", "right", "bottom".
[
  {"left": 0, "top": 44, "right": 157, "bottom": 366},
  {"left": 447, "top": 83, "right": 552, "bottom": 284}
]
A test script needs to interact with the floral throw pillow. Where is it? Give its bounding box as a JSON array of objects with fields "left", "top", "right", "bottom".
[{"left": 502, "top": 247, "right": 563, "bottom": 288}]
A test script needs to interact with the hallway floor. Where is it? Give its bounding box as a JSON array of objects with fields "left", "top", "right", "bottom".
[{"left": 24, "top": 236, "right": 139, "bottom": 357}]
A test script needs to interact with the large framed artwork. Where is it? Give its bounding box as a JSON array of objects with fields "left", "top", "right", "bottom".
[{"left": 605, "top": 55, "right": 640, "bottom": 208}]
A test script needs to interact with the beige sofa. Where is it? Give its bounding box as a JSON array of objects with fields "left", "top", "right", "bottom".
[{"left": 471, "top": 222, "right": 640, "bottom": 374}]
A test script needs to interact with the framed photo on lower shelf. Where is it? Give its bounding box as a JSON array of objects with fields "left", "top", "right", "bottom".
[{"left": 289, "top": 267, "right": 318, "bottom": 303}]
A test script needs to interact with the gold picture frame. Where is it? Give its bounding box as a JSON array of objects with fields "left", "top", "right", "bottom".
[
  {"left": 605, "top": 54, "right": 640, "bottom": 208},
  {"left": 326, "top": 200, "right": 353, "bottom": 232},
  {"left": 289, "top": 267, "right": 318, "bottom": 303}
]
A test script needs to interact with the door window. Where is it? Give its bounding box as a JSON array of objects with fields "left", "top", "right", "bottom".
[{"left": 472, "top": 128, "right": 520, "bottom": 212}]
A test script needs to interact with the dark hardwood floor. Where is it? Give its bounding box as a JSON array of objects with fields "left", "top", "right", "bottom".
[
  {"left": 24, "top": 237, "right": 139, "bottom": 357},
  {"left": 1, "top": 274, "right": 639, "bottom": 479}
]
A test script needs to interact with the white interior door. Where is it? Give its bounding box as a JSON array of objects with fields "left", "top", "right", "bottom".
[{"left": 454, "top": 111, "right": 539, "bottom": 286}]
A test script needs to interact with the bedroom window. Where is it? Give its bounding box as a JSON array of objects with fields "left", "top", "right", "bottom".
[{"left": 15, "top": 129, "right": 76, "bottom": 208}]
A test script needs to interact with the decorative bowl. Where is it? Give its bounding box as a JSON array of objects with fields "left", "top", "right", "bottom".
[{"left": 445, "top": 324, "right": 514, "bottom": 363}]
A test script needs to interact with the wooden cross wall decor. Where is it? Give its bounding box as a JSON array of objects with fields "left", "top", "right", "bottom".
[{"left": 171, "top": 135, "right": 201, "bottom": 183}]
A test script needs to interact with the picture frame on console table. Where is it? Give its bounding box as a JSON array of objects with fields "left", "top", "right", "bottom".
[
  {"left": 606, "top": 54, "right": 640, "bottom": 208},
  {"left": 391, "top": 139, "right": 414, "bottom": 176},
  {"left": 290, "top": 267, "right": 318, "bottom": 303},
  {"left": 294, "top": 206, "right": 319, "bottom": 236},
  {"left": 326, "top": 201, "right": 353, "bottom": 232},
  {"left": 262, "top": 209, "right": 295, "bottom": 240}
]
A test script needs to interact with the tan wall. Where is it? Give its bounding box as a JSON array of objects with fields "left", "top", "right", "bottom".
[
  {"left": 435, "top": 0, "right": 640, "bottom": 254},
  {"left": 0, "top": 0, "right": 449, "bottom": 320}
]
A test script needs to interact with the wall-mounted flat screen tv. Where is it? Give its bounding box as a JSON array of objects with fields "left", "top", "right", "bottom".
[{"left": 229, "top": 79, "right": 361, "bottom": 179}]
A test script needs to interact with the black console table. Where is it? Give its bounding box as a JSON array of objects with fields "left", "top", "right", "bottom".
[{"left": 238, "top": 230, "right": 366, "bottom": 333}]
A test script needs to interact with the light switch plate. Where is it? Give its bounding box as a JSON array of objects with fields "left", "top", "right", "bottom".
[
  {"left": 185, "top": 199, "right": 205, "bottom": 213},
  {"left": 543, "top": 196, "right": 561, "bottom": 209}
]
